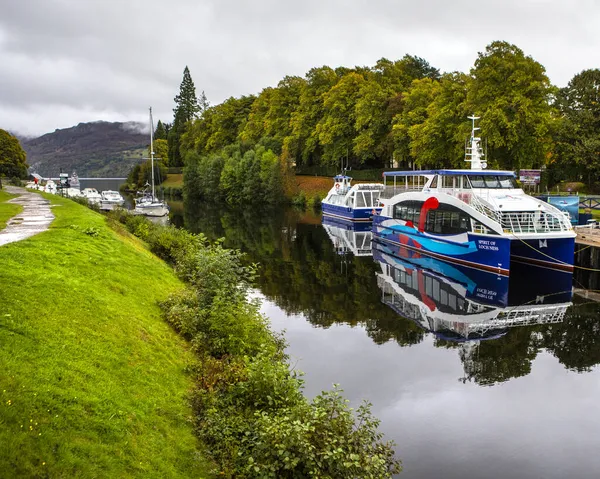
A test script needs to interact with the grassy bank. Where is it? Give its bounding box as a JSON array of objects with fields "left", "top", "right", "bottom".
[
  {"left": 0, "top": 193, "right": 210, "bottom": 477},
  {"left": 0, "top": 191, "right": 22, "bottom": 229}
]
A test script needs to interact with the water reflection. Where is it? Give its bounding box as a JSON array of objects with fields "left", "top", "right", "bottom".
[{"left": 176, "top": 199, "right": 600, "bottom": 383}]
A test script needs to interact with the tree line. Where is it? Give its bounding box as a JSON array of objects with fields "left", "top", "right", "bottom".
[{"left": 158, "top": 41, "right": 600, "bottom": 203}]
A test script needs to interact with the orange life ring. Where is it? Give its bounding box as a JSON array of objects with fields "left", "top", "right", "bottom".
[{"left": 335, "top": 183, "right": 340, "bottom": 190}]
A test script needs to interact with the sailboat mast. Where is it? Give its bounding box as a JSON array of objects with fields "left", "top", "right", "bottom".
[{"left": 150, "top": 107, "right": 155, "bottom": 199}]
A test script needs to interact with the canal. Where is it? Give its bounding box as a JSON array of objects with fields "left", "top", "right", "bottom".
[{"left": 173, "top": 200, "right": 600, "bottom": 478}]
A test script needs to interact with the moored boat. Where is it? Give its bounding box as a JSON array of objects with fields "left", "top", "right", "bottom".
[
  {"left": 373, "top": 116, "right": 576, "bottom": 276},
  {"left": 321, "top": 175, "right": 384, "bottom": 222},
  {"left": 133, "top": 107, "right": 169, "bottom": 218},
  {"left": 99, "top": 190, "right": 125, "bottom": 210},
  {"left": 81, "top": 187, "right": 102, "bottom": 204}
]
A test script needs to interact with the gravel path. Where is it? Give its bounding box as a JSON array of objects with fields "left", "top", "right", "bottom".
[{"left": 0, "top": 186, "right": 55, "bottom": 246}]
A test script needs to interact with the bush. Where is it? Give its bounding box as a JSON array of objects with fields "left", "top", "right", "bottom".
[
  {"left": 70, "top": 195, "right": 100, "bottom": 212},
  {"left": 105, "top": 208, "right": 401, "bottom": 478},
  {"left": 9, "top": 176, "right": 22, "bottom": 186},
  {"left": 291, "top": 192, "right": 306, "bottom": 207}
]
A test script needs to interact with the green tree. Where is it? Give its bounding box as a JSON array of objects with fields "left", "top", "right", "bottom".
[
  {"left": 553, "top": 69, "right": 600, "bottom": 185},
  {"left": 317, "top": 72, "right": 366, "bottom": 166},
  {"left": 152, "top": 139, "right": 169, "bottom": 166},
  {"left": 154, "top": 120, "right": 167, "bottom": 140},
  {"left": 391, "top": 77, "right": 441, "bottom": 168},
  {"left": 0, "top": 129, "right": 28, "bottom": 179},
  {"left": 288, "top": 66, "right": 339, "bottom": 167},
  {"left": 169, "top": 66, "right": 200, "bottom": 167},
  {"left": 467, "top": 41, "right": 555, "bottom": 170},
  {"left": 409, "top": 72, "right": 470, "bottom": 168}
]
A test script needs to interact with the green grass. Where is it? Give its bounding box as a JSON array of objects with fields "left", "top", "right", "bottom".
[
  {"left": 0, "top": 191, "right": 23, "bottom": 230},
  {"left": 0, "top": 193, "right": 211, "bottom": 478},
  {"left": 163, "top": 174, "right": 183, "bottom": 188}
]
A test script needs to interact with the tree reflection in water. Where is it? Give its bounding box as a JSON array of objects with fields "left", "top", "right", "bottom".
[{"left": 177, "top": 199, "right": 600, "bottom": 386}]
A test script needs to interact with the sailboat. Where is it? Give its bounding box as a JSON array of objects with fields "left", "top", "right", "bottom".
[{"left": 134, "top": 107, "right": 169, "bottom": 217}]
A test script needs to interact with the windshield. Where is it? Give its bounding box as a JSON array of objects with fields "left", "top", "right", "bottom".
[{"left": 468, "top": 175, "right": 516, "bottom": 189}]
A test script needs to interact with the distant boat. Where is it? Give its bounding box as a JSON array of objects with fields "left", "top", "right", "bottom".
[
  {"left": 321, "top": 174, "right": 384, "bottom": 222},
  {"left": 70, "top": 172, "right": 80, "bottom": 189},
  {"left": 99, "top": 190, "right": 125, "bottom": 210},
  {"left": 81, "top": 187, "right": 102, "bottom": 204},
  {"left": 134, "top": 107, "right": 169, "bottom": 217}
]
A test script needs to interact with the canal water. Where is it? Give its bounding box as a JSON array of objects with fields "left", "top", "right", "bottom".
[{"left": 173, "top": 201, "right": 600, "bottom": 479}]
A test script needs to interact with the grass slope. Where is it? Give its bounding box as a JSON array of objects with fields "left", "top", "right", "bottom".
[
  {"left": 162, "top": 174, "right": 183, "bottom": 188},
  {"left": 0, "top": 191, "right": 23, "bottom": 230},
  {"left": 0, "top": 193, "right": 210, "bottom": 478}
]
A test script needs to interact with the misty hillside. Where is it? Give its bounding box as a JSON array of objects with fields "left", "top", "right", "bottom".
[{"left": 22, "top": 121, "right": 150, "bottom": 177}]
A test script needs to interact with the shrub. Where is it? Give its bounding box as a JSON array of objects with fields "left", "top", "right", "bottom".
[{"left": 106, "top": 207, "right": 401, "bottom": 478}]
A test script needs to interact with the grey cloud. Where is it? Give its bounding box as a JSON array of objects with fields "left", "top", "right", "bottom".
[{"left": 1, "top": 0, "right": 599, "bottom": 136}]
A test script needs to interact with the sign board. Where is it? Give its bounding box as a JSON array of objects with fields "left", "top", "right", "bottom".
[
  {"left": 547, "top": 195, "right": 579, "bottom": 226},
  {"left": 519, "top": 169, "right": 542, "bottom": 185}
]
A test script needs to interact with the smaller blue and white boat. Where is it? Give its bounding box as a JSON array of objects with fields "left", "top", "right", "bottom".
[{"left": 321, "top": 175, "right": 384, "bottom": 222}]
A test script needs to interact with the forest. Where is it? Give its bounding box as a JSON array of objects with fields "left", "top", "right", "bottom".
[{"left": 161, "top": 41, "right": 600, "bottom": 204}]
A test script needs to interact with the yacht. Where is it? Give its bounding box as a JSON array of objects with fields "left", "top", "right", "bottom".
[
  {"left": 133, "top": 107, "right": 169, "bottom": 217},
  {"left": 373, "top": 116, "right": 576, "bottom": 276},
  {"left": 100, "top": 190, "right": 125, "bottom": 210},
  {"left": 81, "top": 187, "right": 102, "bottom": 205},
  {"left": 321, "top": 174, "right": 384, "bottom": 222}
]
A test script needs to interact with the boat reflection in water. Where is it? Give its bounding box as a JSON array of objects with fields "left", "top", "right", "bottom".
[
  {"left": 322, "top": 215, "right": 373, "bottom": 257},
  {"left": 373, "top": 241, "right": 573, "bottom": 343}
]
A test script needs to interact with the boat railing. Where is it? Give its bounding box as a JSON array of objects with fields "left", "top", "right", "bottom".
[
  {"left": 442, "top": 188, "right": 572, "bottom": 234},
  {"left": 380, "top": 185, "right": 424, "bottom": 199},
  {"left": 441, "top": 189, "right": 503, "bottom": 225}
]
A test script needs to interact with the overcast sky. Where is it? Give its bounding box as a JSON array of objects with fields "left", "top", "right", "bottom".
[{"left": 1, "top": 0, "right": 599, "bottom": 137}]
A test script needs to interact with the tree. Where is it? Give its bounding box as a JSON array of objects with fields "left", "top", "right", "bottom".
[
  {"left": 288, "top": 66, "right": 339, "bottom": 167},
  {"left": 316, "top": 72, "right": 366, "bottom": 166},
  {"left": 553, "top": 69, "right": 600, "bottom": 185},
  {"left": 154, "top": 120, "right": 167, "bottom": 140},
  {"left": 199, "top": 90, "right": 210, "bottom": 114},
  {"left": 391, "top": 77, "right": 441, "bottom": 168},
  {"left": 173, "top": 66, "right": 200, "bottom": 122},
  {"left": 0, "top": 129, "right": 28, "bottom": 178},
  {"left": 169, "top": 66, "right": 200, "bottom": 167},
  {"left": 409, "top": 73, "right": 470, "bottom": 168},
  {"left": 152, "top": 139, "right": 169, "bottom": 166},
  {"left": 467, "top": 41, "right": 555, "bottom": 170}
]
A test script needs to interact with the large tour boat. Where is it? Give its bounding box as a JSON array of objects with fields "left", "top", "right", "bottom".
[
  {"left": 373, "top": 116, "right": 576, "bottom": 276},
  {"left": 321, "top": 174, "right": 384, "bottom": 222}
]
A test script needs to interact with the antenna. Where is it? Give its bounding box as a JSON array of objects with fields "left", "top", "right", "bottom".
[{"left": 465, "top": 114, "right": 485, "bottom": 170}]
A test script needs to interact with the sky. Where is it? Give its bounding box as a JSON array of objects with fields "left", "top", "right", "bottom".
[{"left": 1, "top": 0, "right": 599, "bottom": 137}]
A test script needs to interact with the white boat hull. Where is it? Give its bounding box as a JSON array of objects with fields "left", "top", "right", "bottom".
[{"left": 134, "top": 203, "right": 169, "bottom": 217}]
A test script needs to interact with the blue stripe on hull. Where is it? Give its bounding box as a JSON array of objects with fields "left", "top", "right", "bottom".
[
  {"left": 373, "top": 215, "right": 511, "bottom": 276},
  {"left": 510, "top": 237, "right": 575, "bottom": 272},
  {"left": 321, "top": 203, "right": 381, "bottom": 222},
  {"left": 373, "top": 241, "right": 510, "bottom": 307}
]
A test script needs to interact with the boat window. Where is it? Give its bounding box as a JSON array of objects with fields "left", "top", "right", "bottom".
[
  {"left": 462, "top": 175, "right": 471, "bottom": 189},
  {"left": 498, "top": 176, "right": 517, "bottom": 188},
  {"left": 468, "top": 174, "right": 517, "bottom": 188},
  {"left": 484, "top": 176, "right": 501, "bottom": 188},
  {"left": 441, "top": 175, "right": 459, "bottom": 188},
  {"left": 393, "top": 200, "right": 423, "bottom": 224},
  {"left": 425, "top": 203, "right": 471, "bottom": 235},
  {"left": 429, "top": 176, "right": 438, "bottom": 189},
  {"left": 356, "top": 192, "right": 366, "bottom": 207},
  {"left": 468, "top": 175, "right": 486, "bottom": 188}
]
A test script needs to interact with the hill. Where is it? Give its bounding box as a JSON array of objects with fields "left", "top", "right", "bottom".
[{"left": 22, "top": 121, "right": 150, "bottom": 177}]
